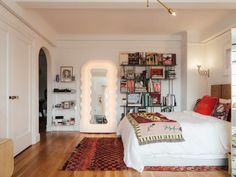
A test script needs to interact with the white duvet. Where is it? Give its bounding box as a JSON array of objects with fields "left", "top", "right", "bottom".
[{"left": 117, "top": 111, "right": 231, "bottom": 172}]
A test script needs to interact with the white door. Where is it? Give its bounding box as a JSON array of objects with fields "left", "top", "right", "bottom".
[{"left": 8, "top": 33, "right": 32, "bottom": 155}]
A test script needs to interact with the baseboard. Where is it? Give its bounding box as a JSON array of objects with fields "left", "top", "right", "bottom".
[{"left": 32, "top": 133, "right": 40, "bottom": 144}]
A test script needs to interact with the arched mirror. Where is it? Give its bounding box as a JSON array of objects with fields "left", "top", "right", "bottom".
[{"left": 80, "top": 60, "right": 117, "bottom": 133}]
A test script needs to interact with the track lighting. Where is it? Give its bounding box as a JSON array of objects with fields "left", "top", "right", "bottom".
[{"left": 147, "top": 0, "right": 176, "bottom": 16}]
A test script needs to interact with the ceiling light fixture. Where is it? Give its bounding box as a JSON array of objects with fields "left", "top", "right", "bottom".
[{"left": 147, "top": 0, "right": 176, "bottom": 16}]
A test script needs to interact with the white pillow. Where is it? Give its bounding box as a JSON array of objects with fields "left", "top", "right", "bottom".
[{"left": 219, "top": 98, "right": 231, "bottom": 104}]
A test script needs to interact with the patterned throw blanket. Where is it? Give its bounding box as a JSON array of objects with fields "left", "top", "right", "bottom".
[{"left": 127, "top": 112, "right": 184, "bottom": 145}]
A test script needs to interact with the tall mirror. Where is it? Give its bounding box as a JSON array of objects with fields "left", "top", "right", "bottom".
[
  {"left": 80, "top": 60, "right": 117, "bottom": 133},
  {"left": 90, "top": 69, "right": 108, "bottom": 124}
]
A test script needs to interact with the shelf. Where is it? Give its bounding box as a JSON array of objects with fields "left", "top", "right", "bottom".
[
  {"left": 53, "top": 92, "right": 76, "bottom": 94},
  {"left": 121, "top": 105, "right": 161, "bottom": 107},
  {"left": 52, "top": 80, "right": 77, "bottom": 131},
  {"left": 121, "top": 92, "right": 161, "bottom": 94},
  {"left": 52, "top": 124, "right": 75, "bottom": 127},
  {"left": 121, "top": 78, "right": 175, "bottom": 80},
  {"left": 120, "top": 64, "right": 176, "bottom": 67},
  {"left": 54, "top": 81, "right": 76, "bottom": 83},
  {"left": 52, "top": 108, "right": 76, "bottom": 111}
]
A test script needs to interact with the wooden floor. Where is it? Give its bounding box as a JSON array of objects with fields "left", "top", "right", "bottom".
[{"left": 13, "top": 132, "right": 230, "bottom": 177}]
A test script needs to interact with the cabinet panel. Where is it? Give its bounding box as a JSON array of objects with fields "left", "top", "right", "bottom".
[
  {"left": 0, "top": 27, "right": 8, "bottom": 138},
  {"left": 8, "top": 32, "right": 32, "bottom": 155}
]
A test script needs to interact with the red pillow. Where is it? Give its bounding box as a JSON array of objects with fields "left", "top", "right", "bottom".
[{"left": 194, "top": 95, "right": 219, "bottom": 116}]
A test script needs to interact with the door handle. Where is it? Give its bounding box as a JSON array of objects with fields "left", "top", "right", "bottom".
[{"left": 9, "top": 96, "right": 19, "bottom": 100}]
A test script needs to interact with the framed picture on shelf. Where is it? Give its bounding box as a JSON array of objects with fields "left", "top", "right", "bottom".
[
  {"left": 162, "top": 54, "right": 176, "bottom": 66},
  {"left": 63, "top": 101, "right": 71, "bottom": 109},
  {"left": 146, "top": 52, "right": 156, "bottom": 65},
  {"left": 128, "top": 52, "right": 140, "bottom": 65},
  {"left": 150, "top": 66, "right": 165, "bottom": 79},
  {"left": 60, "top": 66, "right": 73, "bottom": 82},
  {"left": 120, "top": 52, "right": 129, "bottom": 65},
  {"left": 70, "top": 118, "right": 75, "bottom": 125}
]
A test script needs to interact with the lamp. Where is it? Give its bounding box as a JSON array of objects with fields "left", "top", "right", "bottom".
[
  {"left": 197, "top": 65, "right": 210, "bottom": 77},
  {"left": 147, "top": 0, "right": 176, "bottom": 16}
]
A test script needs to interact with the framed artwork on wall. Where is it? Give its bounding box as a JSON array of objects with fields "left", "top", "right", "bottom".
[
  {"left": 60, "top": 66, "right": 73, "bottom": 82},
  {"left": 62, "top": 101, "right": 71, "bottom": 109}
]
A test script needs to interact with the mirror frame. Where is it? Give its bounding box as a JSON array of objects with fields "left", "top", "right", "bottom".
[{"left": 80, "top": 60, "right": 117, "bottom": 132}]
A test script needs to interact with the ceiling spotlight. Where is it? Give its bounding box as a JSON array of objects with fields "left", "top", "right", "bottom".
[{"left": 168, "top": 8, "right": 176, "bottom": 16}]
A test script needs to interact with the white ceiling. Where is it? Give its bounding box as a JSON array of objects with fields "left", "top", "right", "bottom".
[
  {"left": 29, "top": 8, "right": 234, "bottom": 35},
  {"left": 15, "top": 0, "right": 236, "bottom": 36}
]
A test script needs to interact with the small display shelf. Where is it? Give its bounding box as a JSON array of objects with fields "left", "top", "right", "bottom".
[{"left": 51, "top": 74, "right": 78, "bottom": 131}]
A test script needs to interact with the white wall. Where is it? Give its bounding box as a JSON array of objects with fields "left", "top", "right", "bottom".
[
  {"left": 53, "top": 36, "right": 183, "bottom": 127},
  {"left": 186, "top": 43, "right": 208, "bottom": 110},
  {"left": 205, "top": 31, "right": 232, "bottom": 93},
  {"left": 180, "top": 32, "right": 188, "bottom": 110},
  {"left": 185, "top": 31, "right": 232, "bottom": 110}
]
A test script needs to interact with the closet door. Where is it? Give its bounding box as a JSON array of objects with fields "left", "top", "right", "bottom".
[{"left": 8, "top": 32, "right": 32, "bottom": 155}]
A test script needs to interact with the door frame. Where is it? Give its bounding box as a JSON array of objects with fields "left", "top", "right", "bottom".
[{"left": 32, "top": 46, "right": 52, "bottom": 143}]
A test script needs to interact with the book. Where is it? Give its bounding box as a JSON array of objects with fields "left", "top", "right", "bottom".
[
  {"left": 126, "top": 80, "right": 135, "bottom": 92},
  {"left": 152, "top": 80, "right": 161, "bottom": 92},
  {"left": 150, "top": 93, "right": 161, "bottom": 105},
  {"left": 128, "top": 94, "right": 140, "bottom": 104}
]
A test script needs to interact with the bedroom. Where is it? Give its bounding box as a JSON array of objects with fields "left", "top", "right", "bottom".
[{"left": 0, "top": 0, "right": 235, "bottom": 177}]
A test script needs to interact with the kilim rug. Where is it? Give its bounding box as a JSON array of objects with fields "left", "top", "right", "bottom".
[{"left": 62, "top": 137, "right": 227, "bottom": 171}]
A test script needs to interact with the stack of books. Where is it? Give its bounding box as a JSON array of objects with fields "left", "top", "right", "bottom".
[
  {"left": 135, "top": 81, "right": 147, "bottom": 92},
  {"left": 135, "top": 87, "right": 147, "bottom": 92},
  {"left": 166, "top": 69, "right": 176, "bottom": 79},
  {"left": 120, "top": 80, "right": 135, "bottom": 93}
]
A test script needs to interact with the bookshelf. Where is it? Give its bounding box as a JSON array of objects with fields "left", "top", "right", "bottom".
[{"left": 119, "top": 52, "right": 177, "bottom": 117}]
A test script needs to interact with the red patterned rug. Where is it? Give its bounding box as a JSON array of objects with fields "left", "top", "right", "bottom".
[{"left": 62, "top": 137, "right": 226, "bottom": 171}]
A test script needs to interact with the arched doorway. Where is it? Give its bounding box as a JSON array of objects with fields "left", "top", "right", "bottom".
[{"left": 38, "top": 48, "right": 47, "bottom": 133}]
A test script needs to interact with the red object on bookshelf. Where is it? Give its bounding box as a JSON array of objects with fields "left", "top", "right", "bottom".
[
  {"left": 126, "top": 80, "right": 135, "bottom": 92},
  {"left": 162, "top": 54, "right": 176, "bottom": 66},
  {"left": 150, "top": 67, "right": 165, "bottom": 79},
  {"left": 152, "top": 80, "right": 161, "bottom": 92},
  {"left": 150, "top": 93, "right": 161, "bottom": 105}
]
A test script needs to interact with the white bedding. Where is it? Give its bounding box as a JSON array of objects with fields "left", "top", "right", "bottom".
[{"left": 117, "top": 111, "right": 231, "bottom": 172}]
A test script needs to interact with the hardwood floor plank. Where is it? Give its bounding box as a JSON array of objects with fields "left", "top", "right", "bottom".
[{"left": 12, "top": 132, "right": 230, "bottom": 177}]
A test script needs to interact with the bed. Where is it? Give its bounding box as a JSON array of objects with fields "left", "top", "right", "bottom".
[{"left": 117, "top": 84, "right": 231, "bottom": 172}]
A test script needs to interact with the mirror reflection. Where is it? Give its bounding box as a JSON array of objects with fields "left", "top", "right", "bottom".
[{"left": 90, "top": 69, "right": 108, "bottom": 124}]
